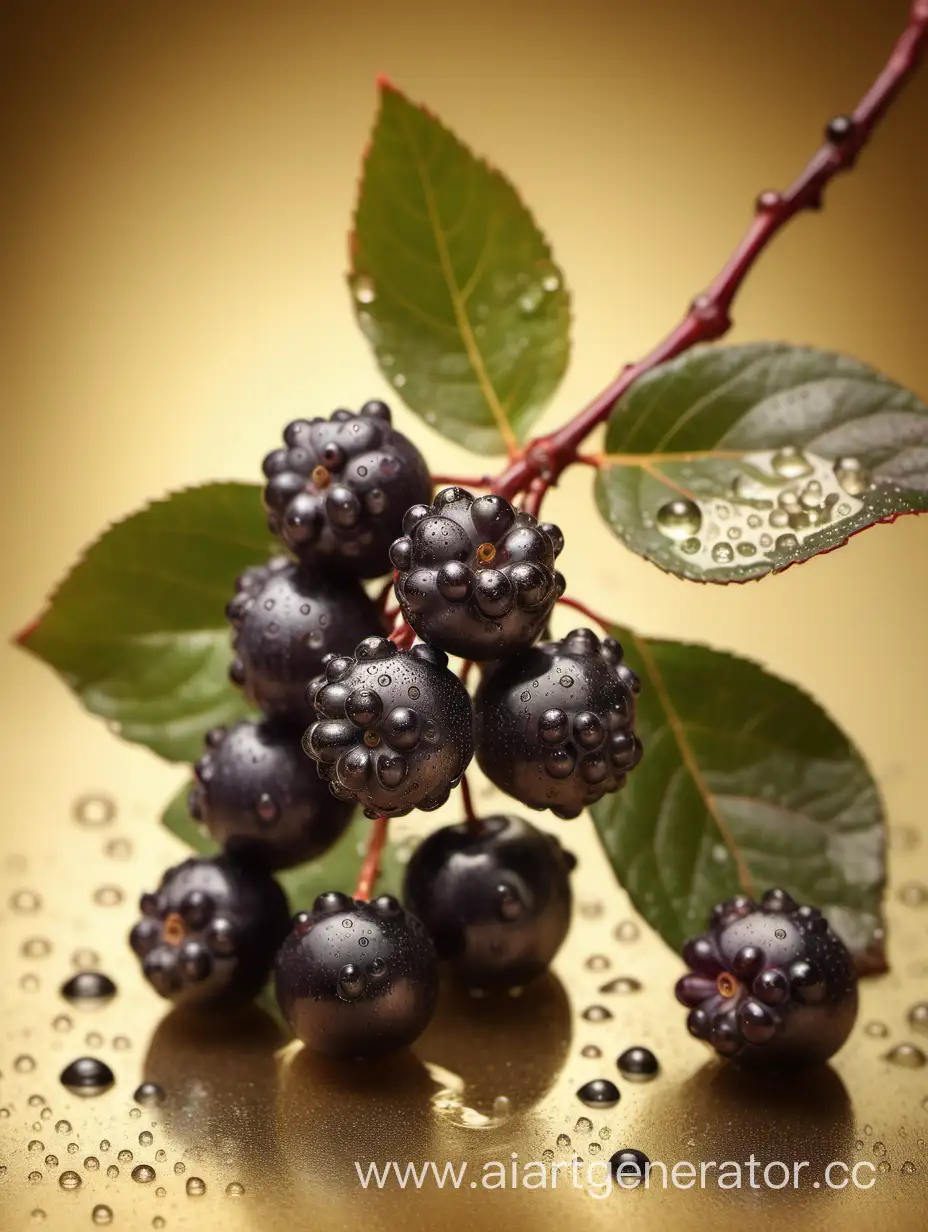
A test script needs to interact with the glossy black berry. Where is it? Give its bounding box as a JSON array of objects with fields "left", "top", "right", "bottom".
[
  {"left": 390, "top": 487, "right": 565, "bottom": 659},
  {"left": 617, "top": 1045, "right": 659, "bottom": 1082},
  {"left": 274, "top": 892, "right": 439, "bottom": 1058},
  {"left": 675, "top": 888, "right": 858, "bottom": 1066},
  {"left": 262, "top": 402, "right": 431, "bottom": 578},
  {"left": 303, "top": 636, "right": 474, "bottom": 818},
  {"left": 577, "top": 1078, "right": 620, "bottom": 1107},
  {"left": 129, "top": 856, "right": 290, "bottom": 1011},
  {"left": 190, "top": 718, "right": 352, "bottom": 870},
  {"left": 609, "top": 1149, "right": 650, "bottom": 1186},
  {"left": 226, "top": 556, "right": 383, "bottom": 722},
  {"left": 402, "top": 815, "right": 574, "bottom": 989},
  {"left": 826, "top": 114, "right": 855, "bottom": 143},
  {"left": 474, "top": 628, "right": 642, "bottom": 819}
]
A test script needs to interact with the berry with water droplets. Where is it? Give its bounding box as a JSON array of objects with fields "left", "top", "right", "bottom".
[
  {"left": 675, "top": 888, "right": 858, "bottom": 1066},
  {"left": 274, "top": 892, "right": 438, "bottom": 1058},
  {"left": 129, "top": 856, "right": 289, "bottom": 1010},
  {"left": 403, "top": 815, "right": 574, "bottom": 988},
  {"left": 303, "top": 636, "right": 474, "bottom": 818},
  {"left": 474, "top": 628, "right": 642, "bottom": 818},
  {"left": 262, "top": 402, "right": 431, "bottom": 577},
  {"left": 390, "top": 487, "right": 565, "bottom": 659},
  {"left": 226, "top": 556, "right": 383, "bottom": 723},
  {"left": 190, "top": 718, "right": 352, "bottom": 870}
]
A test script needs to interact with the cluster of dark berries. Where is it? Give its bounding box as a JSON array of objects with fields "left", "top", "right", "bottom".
[{"left": 127, "top": 401, "right": 857, "bottom": 1069}]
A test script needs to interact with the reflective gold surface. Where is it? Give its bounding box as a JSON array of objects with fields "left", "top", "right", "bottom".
[{"left": 2, "top": 1, "right": 928, "bottom": 1228}]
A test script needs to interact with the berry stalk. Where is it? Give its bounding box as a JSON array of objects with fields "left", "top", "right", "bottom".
[
  {"left": 354, "top": 815, "right": 391, "bottom": 900},
  {"left": 477, "top": 0, "right": 928, "bottom": 506}
]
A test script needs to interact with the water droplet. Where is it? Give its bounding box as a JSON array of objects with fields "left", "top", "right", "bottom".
[
  {"left": 15, "top": 1055, "right": 37, "bottom": 1073},
  {"left": 60, "top": 1057, "right": 115, "bottom": 1097},
  {"left": 52, "top": 1014, "right": 73, "bottom": 1032},
  {"left": 55, "top": 1121, "right": 71, "bottom": 1135},
  {"left": 85, "top": 1032, "right": 103, "bottom": 1048},
  {"left": 174, "top": 1162, "right": 186, "bottom": 1175},
  {"left": 28, "top": 1172, "right": 43, "bottom": 1183},
  {"left": 58, "top": 1170, "right": 81, "bottom": 1190},
  {"left": 898, "top": 882, "right": 928, "bottom": 907},
  {"left": 91, "top": 1206, "right": 113, "bottom": 1225},
  {"left": 30, "top": 1212, "right": 45, "bottom": 1222},
  {"left": 106, "top": 1165, "right": 119, "bottom": 1179},
  {"left": 575, "top": 1117, "right": 593, "bottom": 1134},
  {"left": 134, "top": 1082, "right": 165, "bottom": 1107},
  {"left": 44, "top": 1155, "right": 57, "bottom": 1168},
  {"left": 352, "top": 275, "right": 376, "bottom": 304},
  {"left": 834, "top": 457, "right": 869, "bottom": 496},
  {"left": 711, "top": 542, "right": 734, "bottom": 564},
  {"left": 864, "top": 1020, "right": 889, "bottom": 1038},
  {"left": 560, "top": 675, "right": 574, "bottom": 688},
  {"left": 60, "top": 971, "right": 117, "bottom": 1008},
  {"left": 613, "top": 920, "right": 639, "bottom": 942},
  {"left": 93, "top": 885, "right": 123, "bottom": 907},
  {"left": 104, "top": 837, "right": 133, "bottom": 860},
  {"left": 656, "top": 499, "right": 702, "bottom": 541},
  {"left": 556, "top": 1134, "right": 572, "bottom": 1150},
  {"left": 118, "top": 1150, "right": 133, "bottom": 1164},
  {"left": 580, "top": 1044, "right": 602, "bottom": 1059},
  {"left": 772, "top": 446, "right": 813, "bottom": 479},
  {"left": 902, "top": 1160, "right": 917, "bottom": 1175},
  {"left": 585, "top": 955, "right": 610, "bottom": 972},
  {"left": 84, "top": 1157, "right": 99, "bottom": 1171},
  {"left": 28, "top": 1141, "right": 44, "bottom": 1153},
  {"left": 617, "top": 1045, "right": 660, "bottom": 1081},
  {"left": 884, "top": 1042, "right": 927, "bottom": 1069},
  {"left": 907, "top": 1002, "right": 928, "bottom": 1033},
  {"left": 11, "top": 889, "right": 42, "bottom": 913},
  {"left": 71, "top": 948, "right": 101, "bottom": 971},
  {"left": 21, "top": 937, "right": 51, "bottom": 959},
  {"left": 775, "top": 533, "right": 799, "bottom": 552},
  {"left": 598, "top": 976, "right": 642, "bottom": 995},
  {"left": 73, "top": 795, "right": 116, "bottom": 827},
  {"left": 186, "top": 1176, "right": 207, "bottom": 1197},
  {"left": 132, "top": 1164, "right": 156, "bottom": 1184},
  {"left": 581, "top": 1005, "right": 613, "bottom": 1022},
  {"left": 225, "top": 1181, "right": 245, "bottom": 1197},
  {"left": 21, "top": 972, "right": 40, "bottom": 992}
]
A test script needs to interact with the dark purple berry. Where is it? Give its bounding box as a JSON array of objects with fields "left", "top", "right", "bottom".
[
  {"left": 274, "top": 893, "right": 438, "bottom": 1058},
  {"left": 390, "top": 487, "right": 565, "bottom": 659},
  {"left": 129, "top": 856, "right": 290, "bottom": 1010},
  {"left": 303, "top": 636, "right": 474, "bottom": 818},
  {"left": 474, "top": 628, "right": 642, "bottom": 818},
  {"left": 402, "top": 815, "right": 573, "bottom": 989},
  {"left": 675, "top": 887, "right": 858, "bottom": 1066},
  {"left": 190, "top": 718, "right": 352, "bottom": 870},
  {"left": 262, "top": 403, "right": 431, "bottom": 577},
  {"left": 226, "top": 557, "right": 383, "bottom": 723}
]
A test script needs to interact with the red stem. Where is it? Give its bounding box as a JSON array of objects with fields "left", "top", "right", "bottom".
[
  {"left": 459, "top": 773, "right": 482, "bottom": 833},
  {"left": 558, "top": 594, "right": 613, "bottom": 632},
  {"left": 432, "top": 474, "right": 493, "bottom": 489},
  {"left": 490, "top": 1, "right": 928, "bottom": 503},
  {"left": 354, "top": 816, "right": 390, "bottom": 900}
]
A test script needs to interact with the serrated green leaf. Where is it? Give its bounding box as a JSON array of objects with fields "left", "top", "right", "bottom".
[
  {"left": 595, "top": 343, "right": 928, "bottom": 581},
  {"left": 17, "top": 483, "right": 269, "bottom": 761},
  {"left": 590, "top": 626, "right": 886, "bottom": 974},
  {"left": 162, "top": 780, "right": 406, "bottom": 904},
  {"left": 351, "top": 82, "right": 571, "bottom": 455}
]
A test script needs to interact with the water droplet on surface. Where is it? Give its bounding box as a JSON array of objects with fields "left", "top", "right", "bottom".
[
  {"left": 104, "top": 837, "right": 133, "bottom": 860},
  {"left": 581, "top": 1005, "right": 613, "bottom": 1022},
  {"left": 139, "top": 1131, "right": 153, "bottom": 1147},
  {"left": 15, "top": 1055, "right": 37, "bottom": 1073},
  {"left": 775, "top": 533, "right": 799, "bottom": 552},
  {"left": 132, "top": 1164, "right": 156, "bottom": 1184},
  {"left": 901, "top": 1160, "right": 917, "bottom": 1175},
  {"left": 225, "top": 1181, "right": 245, "bottom": 1197},
  {"left": 907, "top": 1002, "right": 928, "bottom": 1033},
  {"left": 556, "top": 1134, "right": 572, "bottom": 1150},
  {"left": 30, "top": 1212, "right": 45, "bottom": 1223},
  {"left": 60, "top": 971, "right": 117, "bottom": 1008},
  {"left": 772, "top": 446, "right": 813, "bottom": 479},
  {"left": 186, "top": 1176, "right": 207, "bottom": 1197},
  {"left": 864, "top": 1020, "right": 889, "bottom": 1038},
  {"left": 898, "top": 882, "right": 928, "bottom": 907},
  {"left": 174, "top": 1161, "right": 186, "bottom": 1175},
  {"left": 60, "top": 1057, "right": 115, "bottom": 1097},
  {"left": 613, "top": 920, "right": 639, "bottom": 942},
  {"left": 93, "top": 885, "right": 123, "bottom": 907},
  {"left": 711, "top": 542, "right": 734, "bottom": 564},
  {"left": 134, "top": 1082, "right": 165, "bottom": 1107},
  {"left": 834, "top": 457, "right": 869, "bottom": 496},
  {"left": 11, "top": 889, "right": 42, "bottom": 913},
  {"left": 585, "top": 954, "right": 610, "bottom": 972},
  {"left": 575, "top": 1117, "right": 593, "bottom": 1134},
  {"left": 352, "top": 275, "right": 376, "bottom": 304},
  {"left": 84, "top": 1156, "right": 99, "bottom": 1171},
  {"left": 884, "top": 1042, "right": 927, "bottom": 1069},
  {"left": 106, "top": 1165, "right": 119, "bottom": 1179},
  {"left": 58, "top": 1170, "right": 81, "bottom": 1190},
  {"left": 28, "top": 1171, "right": 43, "bottom": 1183},
  {"left": 44, "top": 1155, "right": 57, "bottom": 1168},
  {"left": 71, "top": 948, "right": 101, "bottom": 971},
  {"left": 118, "top": 1150, "right": 133, "bottom": 1164},
  {"left": 91, "top": 1206, "right": 113, "bottom": 1225},
  {"left": 598, "top": 976, "right": 642, "bottom": 995},
  {"left": 22, "top": 937, "right": 52, "bottom": 959},
  {"left": 581, "top": 1044, "right": 602, "bottom": 1059},
  {"left": 28, "top": 1141, "right": 44, "bottom": 1153},
  {"left": 656, "top": 499, "right": 702, "bottom": 541}
]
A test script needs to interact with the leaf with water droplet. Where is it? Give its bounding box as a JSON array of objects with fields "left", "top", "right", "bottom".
[
  {"left": 589, "top": 624, "right": 887, "bottom": 975},
  {"left": 595, "top": 343, "right": 928, "bottom": 581},
  {"left": 351, "top": 82, "right": 570, "bottom": 455},
  {"left": 16, "top": 484, "right": 271, "bottom": 760}
]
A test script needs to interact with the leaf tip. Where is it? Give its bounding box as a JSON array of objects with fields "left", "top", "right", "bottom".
[
  {"left": 12, "top": 615, "right": 41, "bottom": 648},
  {"left": 376, "top": 73, "right": 401, "bottom": 94}
]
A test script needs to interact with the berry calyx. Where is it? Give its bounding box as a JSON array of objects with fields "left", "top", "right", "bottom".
[
  {"left": 226, "top": 556, "right": 383, "bottom": 723},
  {"left": 129, "top": 856, "right": 290, "bottom": 1010},
  {"left": 190, "top": 718, "right": 353, "bottom": 870},
  {"left": 402, "top": 814, "right": 574, "bottom": 989},
  {"left": 390, "top": 486, "right": 565, "bottom": 659},
  {"left": 675, "top": 888, "right": 859, "bottom": 1066},
  {"left": 303, "top": 636, "right": 474, "bottom": 818},
  {"left": 262, "top": 402, "right": 431, "bottom": 578},
  {"left": 474, "top": 628, "right": 642, "bottom": 818},
  {"left": 274, "top": 892, "right": 439, "bottom": 1058}
]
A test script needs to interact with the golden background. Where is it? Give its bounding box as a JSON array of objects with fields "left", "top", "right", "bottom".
[{"left": 2, "top": 0, "right": 927, "bottom": 1228}]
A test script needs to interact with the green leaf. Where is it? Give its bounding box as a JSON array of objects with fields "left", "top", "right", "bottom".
[
  {"left": 162, "top": 780, "right": 407, "bottom": 904},
  {"left": 351, "top": 81, "right": 571, "bottom": 455},
  {"left": 17, "top": 483, "right": 269, "bottom": 761},
  {"left": 590, "top": 626, "right": 886, "bottom": 974},
  {"left": 595, "top": 343, "right": 928, "bottom": 582}
]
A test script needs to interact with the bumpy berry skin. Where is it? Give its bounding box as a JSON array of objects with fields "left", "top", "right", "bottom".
[
  {"left": 474, "top": 628, "right": 642, "bottom": 819},
  {"left": 262, "top": 402, "right": 431, "bottom": 578},
  {"left": 303, "top": 636, "right": 474, "bottom": 818},
  {"left": 274, "top": 892, "right": 439, "bottom": 1058},
  {"left": 129, "top": 856, "right": 290, "bottom": 1011},
  {"left": 225, "top": 556, "right": 383, "bottom": 723},
  {"left": 403, "top": 815, "right": 574, "bottom": 989},
  {"left": 190, "top": 719, "right": 352, "bottom": 870},
  {"left": 675, "top": 888, "right": 859, "bottom": 1066},
  {"left": 390, "top": 486, "right": 566, "bottom": 660}
]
